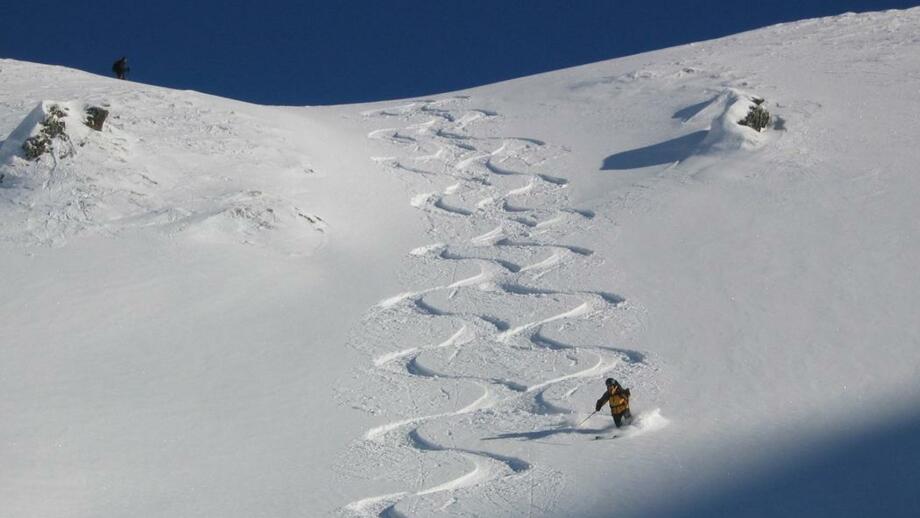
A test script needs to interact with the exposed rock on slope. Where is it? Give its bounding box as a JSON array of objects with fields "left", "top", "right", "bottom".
[
  {"left": 0, "top": 101, "right": 98, "bottom": 163},
  {"left": 0, "top": 96, "right": 325, "bottom": 253}
]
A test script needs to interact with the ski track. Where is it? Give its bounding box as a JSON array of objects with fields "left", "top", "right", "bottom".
[{"left": 344, "top": 97, "right": 654, "bottom": 517}]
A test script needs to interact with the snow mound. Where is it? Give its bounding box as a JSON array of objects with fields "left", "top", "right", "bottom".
[
  {"left": 700, "top": 89, "right": 773, "bottom": 153},
  {"left": 182, "top": 190, "right": 327, "bottom": 256}
]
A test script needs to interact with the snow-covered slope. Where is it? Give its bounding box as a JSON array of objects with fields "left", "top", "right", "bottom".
[{"left": 3, "top": 8, "right": 920, "bottom": 517}]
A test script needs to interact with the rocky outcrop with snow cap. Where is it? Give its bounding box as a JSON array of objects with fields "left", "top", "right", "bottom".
[
  {"left": 0, "top": 101, "right": 98, "bottom": 164},
  {"left": 700, "top": 88, "right": 773, "bottom": 153}
]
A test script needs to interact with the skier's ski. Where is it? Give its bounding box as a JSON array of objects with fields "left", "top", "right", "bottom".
[{"left": 593, "top": 434, "right": 620, "bottom": 440}]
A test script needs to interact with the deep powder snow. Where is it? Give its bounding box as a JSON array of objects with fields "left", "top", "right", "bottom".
[{"left": 2, "top": 8, "right": 920, "bottom": 518}]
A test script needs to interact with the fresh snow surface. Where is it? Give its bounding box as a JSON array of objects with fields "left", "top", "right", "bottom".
[{"left": 3, "top": 8, "right": 920, "bottom": 518}]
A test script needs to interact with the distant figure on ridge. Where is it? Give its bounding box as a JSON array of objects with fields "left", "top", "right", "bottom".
[
  {"left": 112, "top": 56, "right": 129, "bottom": 80},
  {"left": 595, "top": 378, "right": 632, "bottom": 428}
]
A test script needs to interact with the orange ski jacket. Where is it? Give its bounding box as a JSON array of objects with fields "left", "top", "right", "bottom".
[{"left": 596, "top": 385, "right": 631, "bottom": 415}]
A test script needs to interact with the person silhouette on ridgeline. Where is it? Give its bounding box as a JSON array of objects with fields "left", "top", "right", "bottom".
[{"left": 112, "top": 56, "right": 129, "bottom": 80}]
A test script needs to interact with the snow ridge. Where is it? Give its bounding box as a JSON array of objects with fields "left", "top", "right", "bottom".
[{"left": 339, "top": 97, "right": 664, "bottom": 517}]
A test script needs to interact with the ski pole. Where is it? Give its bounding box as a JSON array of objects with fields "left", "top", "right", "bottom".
[{"left": 576, "top": 410, "right": 598, "bottom": 428}]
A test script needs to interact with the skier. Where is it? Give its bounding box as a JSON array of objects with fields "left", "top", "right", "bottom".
[
  {"left": 595, "top": 378, "right": 632, "bottom": 428},
  {"left": 112, "top": 56, "right": 130, "bottom": 80}
]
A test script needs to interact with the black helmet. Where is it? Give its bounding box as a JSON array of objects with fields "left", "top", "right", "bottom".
[{"left": 605, "top": 378, "right": 617, "bottom": 387}]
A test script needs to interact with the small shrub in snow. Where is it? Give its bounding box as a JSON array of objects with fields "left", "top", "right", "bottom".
[
  {"left": 22, "top": 105, "right": 68, "bottom": 160},
  {"left": 738, "top": 101, "right": 771, "bottom": 132}
]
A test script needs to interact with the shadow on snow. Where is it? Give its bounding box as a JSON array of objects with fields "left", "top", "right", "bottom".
[
  {"left": 601, "top": 130, "right": 708, "bottom": 171},
  {"left": 624, "top": 406, "right": 920, "bottom": 518},
  {"left": 482, "top": 423, "right": 617, "bottom": 441},
  {"left": 671, "top": 96, "right": 718, "bottom": 122}
]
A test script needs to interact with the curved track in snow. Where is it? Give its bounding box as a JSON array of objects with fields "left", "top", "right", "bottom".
[{"left": 340, "top": 97, "right": 658, "bottom": 517}]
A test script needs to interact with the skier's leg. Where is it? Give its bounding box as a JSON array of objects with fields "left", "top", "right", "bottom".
[{"left": 613, "top": 412, "right": 622, "bottom": 428}]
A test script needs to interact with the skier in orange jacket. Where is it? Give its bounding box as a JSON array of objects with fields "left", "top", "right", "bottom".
[{"left": 595, "top": 378, "right": 632, "bottom": 428}]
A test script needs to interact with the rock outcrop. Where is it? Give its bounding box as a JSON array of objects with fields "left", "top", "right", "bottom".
[{"left": 0, "top": 101, "right": 108, "bottom": 163}]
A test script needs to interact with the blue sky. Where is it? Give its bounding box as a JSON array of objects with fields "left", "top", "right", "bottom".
[{"left": 2, "top": 1, "right": 916, "bottom": 105}]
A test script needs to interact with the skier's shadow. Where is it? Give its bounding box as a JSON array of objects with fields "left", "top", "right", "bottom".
[{"left": 482, "top": 425, "right": 616, "bottom": 441}]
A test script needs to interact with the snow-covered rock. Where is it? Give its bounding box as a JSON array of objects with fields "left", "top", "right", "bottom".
[
  {"left": 700, "top": 88, "right": 773, "bottom": 152},
  {"left": 0, "top": 100, "right": 95, "bottom": 163}
]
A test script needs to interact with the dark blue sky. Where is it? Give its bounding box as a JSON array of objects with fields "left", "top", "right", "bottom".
[{"left": 2, "top": 1, "right": 917, "bottom": 105}]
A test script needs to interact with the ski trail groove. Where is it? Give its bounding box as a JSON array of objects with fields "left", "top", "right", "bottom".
[
  {"left": 376, "top": 261, "right": 502, "bottom": 308},
  {"left": 342, "top": 97, "right": 653, "bottom": 517}
]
